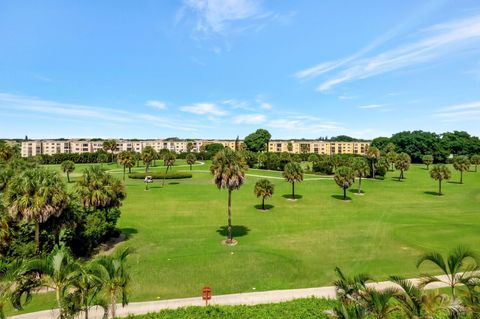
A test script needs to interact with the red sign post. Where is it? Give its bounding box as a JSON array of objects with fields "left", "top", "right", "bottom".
[{"left": 202, "top": 286, "right": 212, "bottom": 306}]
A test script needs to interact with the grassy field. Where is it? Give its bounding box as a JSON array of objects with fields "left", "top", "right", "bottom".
[{"left": 7, "top": 160, "right": 480, "bottom": 315}]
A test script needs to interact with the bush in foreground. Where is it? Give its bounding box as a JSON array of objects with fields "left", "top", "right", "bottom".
[{"left": 128, "top": 172, "right": 193, "bottom": 179}]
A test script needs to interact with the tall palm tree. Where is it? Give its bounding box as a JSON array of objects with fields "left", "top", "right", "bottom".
[
  {"left": 141, "top": 146, "right": 155, "bottom": 173},
  {"left": 117, "top": 151, "right": 135, "bottom": 181},
  {"left": 453, "top": 155, "right": 470, "bottom": 184},
  {"left": 5, "top": 168, "right": 69, "bottom": 252},
  {"left": 162, "top": 152, "right": 176, "bottom": 186},
  {"left": 422, "top": 155, "right": 434, "bottom": 170},
  {"left": 254, "top": 179, "right": 274, "bottom": 210},
  {"left": 210, "top": 148, "right": 247, "bottom": 244},
  {"left": 334, "top": 166, "right": 355, "bottom": 200},
  {"left": 124, "top": 151, "right": 135, "bottom": 174},
  {"left": 76, "top": 166, "right": 126, "bottom": 210},
  {"left": 416, "top": 245, "right": 479, "bottom": 299},
  {"left": 60, "top": 160, "right": 75, "bottom": 183},
  {"left": 27, "top": 246, "right": 79, "bottom": 318},
  {"left": 352, "top": 158, "right": 369, "bottom": 195},
  {"left": 470, "top": 154, "right": 480, "bottom": 172},
  {"left": 186, "top": 153, "right": 196, "bottom": 171},
  {"left": 102, "top": 140, "right": 117, "bottom": 163},
  {"left": 429, "top": 164, "right": 451, "bottom": 195},
  {"left": 386, "top": 151, "right": 397, "bottom": 171},
  {"left": 395, "top": 153, "right": 411, "bottom": 180},
  {"left": 70, "top": 262, "right": 104, "bottom": 319},
  {"left": 283, "top": 162, "right": 303, "bottom": 200},
  {"left": 95, "top": 247, "right": 130, "bottom": 319},
  {"left": 366, "top": 147, "right": 380, "bottom": 178}
]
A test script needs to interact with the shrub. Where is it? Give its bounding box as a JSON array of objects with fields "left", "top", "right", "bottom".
[{"left": 128, "top": 172, "right": 193, "bottom": 179}]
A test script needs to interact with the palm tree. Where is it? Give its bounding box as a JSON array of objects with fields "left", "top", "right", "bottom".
[
  {"left": 254, "top": 179, "right": 274, "bottom": 210},
  {"left": 328, "top": 303, "right": 367, "bottom": 319},
  {"left": 141, "top": 146, "right": 155, "bottom": 173},
  {"left": 162, "top": 152, "right": 176, "bottom": 186},
  {"left": 76, "top": 166, "right": 126, "bottom": 210},
  {"left": 283, "top": 162, "right": 303, "bottom": 200},
  {"left": 453, "top": 155, "right": 470, "bottom": 184},
  {"left": 60, "top": 160, "right": 75, "bottom": 183},
  {"left": 333, "top": 267, "right": 371, "bottom": 304},
  {"left": 0, "top": 260, "right": 33, "bottom": 319},
  {"left": 117, "top": 151, "right": 134, "bottom": 181},
  {"left": 334, "top": 166, "right": 355, "bottom": 200},
  {"left": 102, "top": 140, "right": 117, "bottom": 163},
  {"left": 363, "top": 287, "right": 397, "bottom": 319},
  {"left": 422, "top": 155, "right": 434, "bottom": 170},
  {"left": 366, "top": 147, "right": 380, "bottom": 178},
  {"left": 70, "top": 262, "right": 104, "bottom": 319},
  {"left": 210, "top": 148, "right": 247, "bottom": 244},
  {"left": 470, "top": 154, "right": 480, "bottom": 172},
  {"left": 97, "top": 153, "right": 109, "bottom": 167},
  {"left": 186, "top": 153, "right": 196, "bottom": 171},
  {"left": 459, "top": 272, "right": 480, "bottom": 318},
  {"left": 124, "top": 151, "right": 135, "bottom": 174},
  {"left": 352, "top": 158, "right": 369, "bottom": 195},
  {"left": 416, "top": 245, "right": 479, "bottom": 299},
  {"left": 27, "top": 246, "right": 79, "bottom": 318},
  {"left": 96, "top": 247, "right": 130, "bottom": 319},
  {"left": 429, "top": 164, "right": 451, "bottom": 195},
  {"left": 395, "top": 153, "right": 411, "bottom": 180},
  {"left": 5, "top": 168, "right": 69, "bottom": 252},
  {"left": 386, "top": 151, "right": 397, "bottom": 171},
  {"left": 257, "top": 152, "right": 268, "bottom": 168}
]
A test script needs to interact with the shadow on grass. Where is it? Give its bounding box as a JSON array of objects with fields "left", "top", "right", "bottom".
[
  {"left": 392, "top": 177, "right": 405, "bottom": 182},
  {"left": 331, "top": 194, "right": 352, "bottom": 201},
  {"left": 254, "top": 204, "right": 275, "bottom": 210},
  {"left": 424, "top": 191, "right": 442, "bottom": 196},
  {"left": 216, "top": 225, "right": 250, "bottom": 238},
  {"left": 447, "top": 181, "right": 463, "bottom": 184},
  {"left": 168, "top": 182, "right": 180, "bottom": 185},
  {"left": 121, "top": 228, "right": 138, "bottom": 239},
  {"left": 348, "top": 188, "right": 365, "bottom": 194},
  {"left": 281, "top": 194, "right": 303, "bottom": 200}
]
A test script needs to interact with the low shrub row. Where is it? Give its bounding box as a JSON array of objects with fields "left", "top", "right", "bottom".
[{"left": 128, "top": 172, "right": 193, "bottom": 179}]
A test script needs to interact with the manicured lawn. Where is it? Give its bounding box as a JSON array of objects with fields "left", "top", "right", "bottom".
[{"left": 12, "top": 161, "right": 480, "bottom": 314}]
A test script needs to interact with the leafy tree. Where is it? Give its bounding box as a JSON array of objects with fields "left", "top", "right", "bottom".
[
  {"left": 186, "top": 153, "right": 196, "bottom": 171},
  {"left": 430, "top": 164, "right": 451, "bottom": 195},
  {"left": 97, "top": 153, "right": 109, "bottom": 167},
  {"left": 417, "top": 245, "right": 479, "bottom": 299},
  {"left": 60, "top": 160, "right": 75, "bottom": 183},
  {"left": 308, "top": 154, "right": 319, "bottom": 163},
  {"left": 385, "top": 143, "right": 396, "bottom": 153},
  {"left": 283, "top": 162, "right": 303, "bottom": 200},
  {"left": 96, "top": 247, "right": 130, "bottom": 319},
  {"left": 162, "top": 152, "right": 176, "bottom": 186},
  {"left": 0, "top": 143, "right": 14, "bottom": 163},
  {"left": 141, "top": 146, "right": 155, "bottom": 173},
  {"left": 186, "top": 142, "right": 194, "bottom": 153},
  {"left": 441, "top": 131, "right": 480, "bottom": 156},
  {"left": 453, "top": 155, "right": 470, "bottom": 184},
  {"left": 292, "top": 154, "right": 302, "bottom": 163},
  {"left": 390, "top": 131, "right": 447, "bottom": 163},
  {"left": 370, "top": 137, "right": 391, "bottom": 152},
  {"left": 351, "top": 158, "right": 369, "bottom": 195},
  {"left": 395, "top": 153, "right": 411, "bottom": 180},
  {"left": 422, "top": 155, "right": 433, "bottom": 170},
  {"left": 334, "top": 166, "right": 355, "bottom": 200},
  {"left": 210, "top": 149, "right": 247, "bottom": 244},
  {"left": 5, "top": 168, "right": 69, "bottom": 252},
  {"left": 471, "top": 154, "right": 480, "bottom": 172},
  {"left": 254, "top": 179, "right": 274, "bottom": 210},
  {"left": 205, "top": 143, "right": 224, "bottom": 154},
  {"left": 244, "top": 129, "right": 271, "bottom": 152},
  {"left": 256, "top": 153, "right": 268, "bottom": 169},
  {"left": 366, "top": 147, "right": 380, "bottom": 178}
]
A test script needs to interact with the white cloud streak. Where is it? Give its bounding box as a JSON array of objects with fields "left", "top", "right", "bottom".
[
  {"left": 180, "top": 102, "right": 227, "bottom": 116},
  {"left": 233, "top": 114, "right": 266, "bottom": 124},
  {"left": 434, "top": 100, "right": 480, "bottom": 122},
  {"left": 358, "top": 104, "right": 385, "bottom": 109},
  {"left": 146, "top": 100, "right": 167, "bottom": 110}
]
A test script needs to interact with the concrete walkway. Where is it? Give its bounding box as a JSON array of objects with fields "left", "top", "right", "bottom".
[{"left": 9, "top": 275, "right": 452, "bottom": 319}]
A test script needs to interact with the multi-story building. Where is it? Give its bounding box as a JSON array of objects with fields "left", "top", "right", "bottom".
[{"left": 20, "top": 139, "right": 370, "bottom": 157}]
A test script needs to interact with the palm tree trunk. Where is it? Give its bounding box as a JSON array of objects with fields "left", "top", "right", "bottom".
[
  {"left": 56, "top": 287, "right": 63, "bottom": 318},
  {"left": 111, "top": 292, "right": 116, "bottom": 319},
  {"left": 163, "top": 166, "right": 168, "bottom": 187},
  {"left": 35, "top": 221, "right": 40, "bottom": 252},
  {"left": 123, "top": 165, "right": 126, "bottom": 181},
  {"left": 343, "top": 187, "right": 346, "bottom": 200},
  {"left": 227, "top": 190, "right": 232, "bottom": 243},
  {"left": 358, "top": 177, "right": 362, "bottom": 194},
  {"left": 262, "top": 197, "right": 265, "bottom": 210},
  {"left": 190, "top": 164, "right": 192, "bottom": 171},
  {"left": 439, "top": 180, "right": 442, "bottom": 195},
  {"left": 67, "top": 172, "right": 70, "bottom": 183},
  {"left": 460, "top": 171, "right": 463, "bottom": 184},
  {"left": 292, "top": 182, "right": 295, "bottom": 199},
  {"left": 372, "top": 162, "right": 376, "bottom": 179},
  {"left": 0, "top": 307, "right": 5, "bottom": 319}
]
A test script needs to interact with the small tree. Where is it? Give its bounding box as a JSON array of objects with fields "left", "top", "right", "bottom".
[
  {"left": 386, "top": 151, "right": 397, "bottom": 171},
  {"left": 334, "top": 166, "right": 355, "bottom": 200},
  {"left": 351, "top": 158, "right": 369, "bottom": 195},
  {"left": 422, "top": 155, "right": 434, "bottom": 170},
  {"left": 257, "top": 153, "right": 268, "bottom": 168},
  {"left": 97, "top": 153, "right": 108, "bottom": 167},
  {"left": 429, "top": 164, "right": 451, "bottom": 195},
  {"left": 395, "top": 153, "right": 411, "bottom": 180},
  {"left": 283, "top": 162, "right": 303, "bottom": 200},
  {"left": 470, "top": 154, "right": 480, "bottom": 172},
  {"left": 308, "top": 154, "right": 319, "bottom": 163},
  {"left": 186, "top": 153, "right": 196, "bottom": 171},
  {"left": 453, "top": 155, "right": 470, "bottom": 184},
  {"left": 162, "top": 152, "right": 176, "bottom": 186},
  {"left": 366, "top": 146, "right": 380, "bottom": 178},
  {"left": 254, "top": 179, "right": 274, "bottom": 210},
  {"left": 61, "top": 160, "right": 75, "bottom": 183},
  {"left": 141, "top": 146, "right": 155, "bottom": 173}
]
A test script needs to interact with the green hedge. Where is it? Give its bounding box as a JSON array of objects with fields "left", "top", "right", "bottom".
[
  {"left": 127, "top": 298, "right": 337, "bottom": 319},
  {"left": 128, "top": 172, "right": 193, "bottom": 179}
]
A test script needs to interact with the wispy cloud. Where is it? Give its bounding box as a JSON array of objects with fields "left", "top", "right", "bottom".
[
  {"left": 0, "top": 93, "right": 201, "bottom": 131},
  {"left": 146, "top": 100, "right": 167, "bottom": 110},
  {"left": 233, "top": 114, "right": 266, "bottom": 124},
  {"left": 358, "top": 104, "right": 386, "bottom": 109},
  {"left": 180, "top": 102, "right": 227, "bottom": 116},
  {"left": 222, "top": 99, "right": 252, "bottom": 110},
  {"left": 434, "top": 100, "right": 480, "bottom": 122},
  {"left": 296, "top": 14, "right": 480, "bottom": 92},
  {"left": 266, "top": 116, "right": 343, "bottom": 134}
]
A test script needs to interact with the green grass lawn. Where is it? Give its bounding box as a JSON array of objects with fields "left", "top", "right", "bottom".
[{"left": 11, "top": 161, "right": 480, "bottom": 314}]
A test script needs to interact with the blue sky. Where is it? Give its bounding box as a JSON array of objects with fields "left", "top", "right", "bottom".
[{"left": 1, "top": 0, "right": 480, "bottom": 140}]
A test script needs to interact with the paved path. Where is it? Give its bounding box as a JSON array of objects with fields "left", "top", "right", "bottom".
[{"left": 9, "top": 275, "right": 452, "bottom": 319}]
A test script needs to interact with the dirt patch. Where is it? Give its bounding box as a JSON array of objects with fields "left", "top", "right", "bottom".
[{"left": 97, "top": 233, "right": 127, "bottom": 256}]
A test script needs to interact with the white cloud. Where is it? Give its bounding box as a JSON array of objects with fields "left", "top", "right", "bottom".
[
  {"left": 180, "top": 102, "right": 227, "bottom": 116},
  {"left": 296, "top": 14, "right": 480, "bottom": 91},
  {"left": 233, "top": 114, "right": 266, "bottom": 124},
  {"left": 434, "top": 100, "right": 480, "bottom": 122},
  {"left": 358, "top": 104, "right": 385, "bottom": 109},
  {"left": 222, "top": 99, "right": 251, "bottom": 110},
  {"left": 146, "top": 100, "right": 167, "bottom": 110},
  {"left": 266, "top": 116, "right": 343, "bottom": 133}
]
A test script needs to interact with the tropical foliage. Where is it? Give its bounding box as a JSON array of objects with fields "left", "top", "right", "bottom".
[{"left": 254, "top": 179, "right": 274, "bottom": 210}]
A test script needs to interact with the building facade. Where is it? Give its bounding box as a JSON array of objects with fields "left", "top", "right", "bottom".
[{"left": 21, "top": 139, "right": 370, "bottom": 157}]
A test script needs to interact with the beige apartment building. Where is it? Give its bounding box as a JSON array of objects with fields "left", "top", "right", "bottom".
[{"left": 21, "top": 139, "right": 370, "bottom": 157}]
